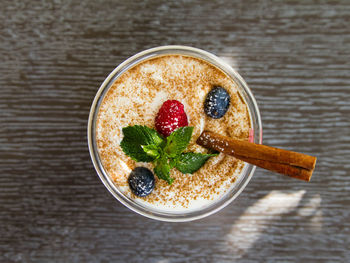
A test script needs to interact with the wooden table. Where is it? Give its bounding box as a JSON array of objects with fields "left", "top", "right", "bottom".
[{"left": 1, "top": 1, "right": 349, "bottom": 262}]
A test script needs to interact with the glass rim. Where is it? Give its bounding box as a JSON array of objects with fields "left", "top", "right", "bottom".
[{"left": 87, "top": 45, "right": 262, "bottom": 222}]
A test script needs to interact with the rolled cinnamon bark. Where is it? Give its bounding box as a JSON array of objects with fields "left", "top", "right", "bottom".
[{"left": 196, "top": 131, "right": 317, "bottom": 181}]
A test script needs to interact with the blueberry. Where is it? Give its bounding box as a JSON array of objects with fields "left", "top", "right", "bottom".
[
  {"left": 204, "top": 86, "right": 230, "bottom": 119},
  {"left": 128, "top": 167, "right": 155, "bottom": 197}
]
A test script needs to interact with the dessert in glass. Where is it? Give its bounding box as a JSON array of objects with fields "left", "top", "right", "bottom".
[{"left": 88, "top": 46, "right": 262, "bottom": 222}]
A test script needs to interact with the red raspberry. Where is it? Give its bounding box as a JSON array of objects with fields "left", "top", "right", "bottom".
[{"left": 155, "top": 100, "right": 188, "bottom": 137}]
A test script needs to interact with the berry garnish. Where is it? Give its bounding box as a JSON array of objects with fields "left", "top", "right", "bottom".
[
  {"left": 155, "top": 100, "right": 188, "bottom": 137},
  {"left": 204, "top": 86, "right": 230, "bottom": 119},
  {"left": 128, "top": 167, "right": 155, "bottom": 197}
]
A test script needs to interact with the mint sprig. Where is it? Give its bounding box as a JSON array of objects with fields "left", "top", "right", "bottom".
[{"left": 120, "top": 125, "right": 218, "bottom": 184}]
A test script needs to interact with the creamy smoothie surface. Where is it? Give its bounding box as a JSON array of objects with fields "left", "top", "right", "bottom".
[{"left": 96, "top": 55, "right": 251, "bottom": 212}]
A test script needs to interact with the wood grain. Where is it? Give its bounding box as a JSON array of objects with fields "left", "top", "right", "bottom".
[{"left": 1, "top": 0, "right": 349, "bottom": 262}]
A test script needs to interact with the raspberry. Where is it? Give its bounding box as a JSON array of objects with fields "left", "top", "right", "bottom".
[{"left": 155, "top": 100, "right": 188, "bottom": 137}]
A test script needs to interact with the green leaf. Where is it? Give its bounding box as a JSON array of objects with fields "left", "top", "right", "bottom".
[
  {"left": 164, "top": 126, "right": 194, "bottom": 157},
  {"left": 120, "top": 125, "right": 164, "bottom": 162},
  {"left": 141, "top": 144, "right": 160, "bottom": 159},
  {"left": 175, "top": 152, "right": 218, "bottom": 174},
  {"left": 154, "top": 157, "right": 174, "bottom": 184}
]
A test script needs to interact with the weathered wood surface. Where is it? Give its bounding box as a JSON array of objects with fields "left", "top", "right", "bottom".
[{"left": 1, "top": 1, "right": 349, "bottom": 262}]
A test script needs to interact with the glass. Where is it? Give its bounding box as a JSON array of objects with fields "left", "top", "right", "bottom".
[{"left": 87, "top": 46, "right": 262, "bottom": 222}]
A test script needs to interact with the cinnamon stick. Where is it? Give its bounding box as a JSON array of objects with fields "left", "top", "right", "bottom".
[{"left": 196, "top": 131, "right": 317, "bottom": 181}]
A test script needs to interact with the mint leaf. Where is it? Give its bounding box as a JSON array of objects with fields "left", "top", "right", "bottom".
[
  {"left": 164, "top": 126, "right": 194, "bottom": 157},
  {"left": 154, "top": 157, "right": 173, "bottom": 184},
  {"left": 120, "top": 125, "right": 164, "bottom": 162},
  {"left": 175, "top": 152, "right": 218, "bottom": 174},
  {"left": 142, "top": 144, "right": 160, "bottom": 159}
]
